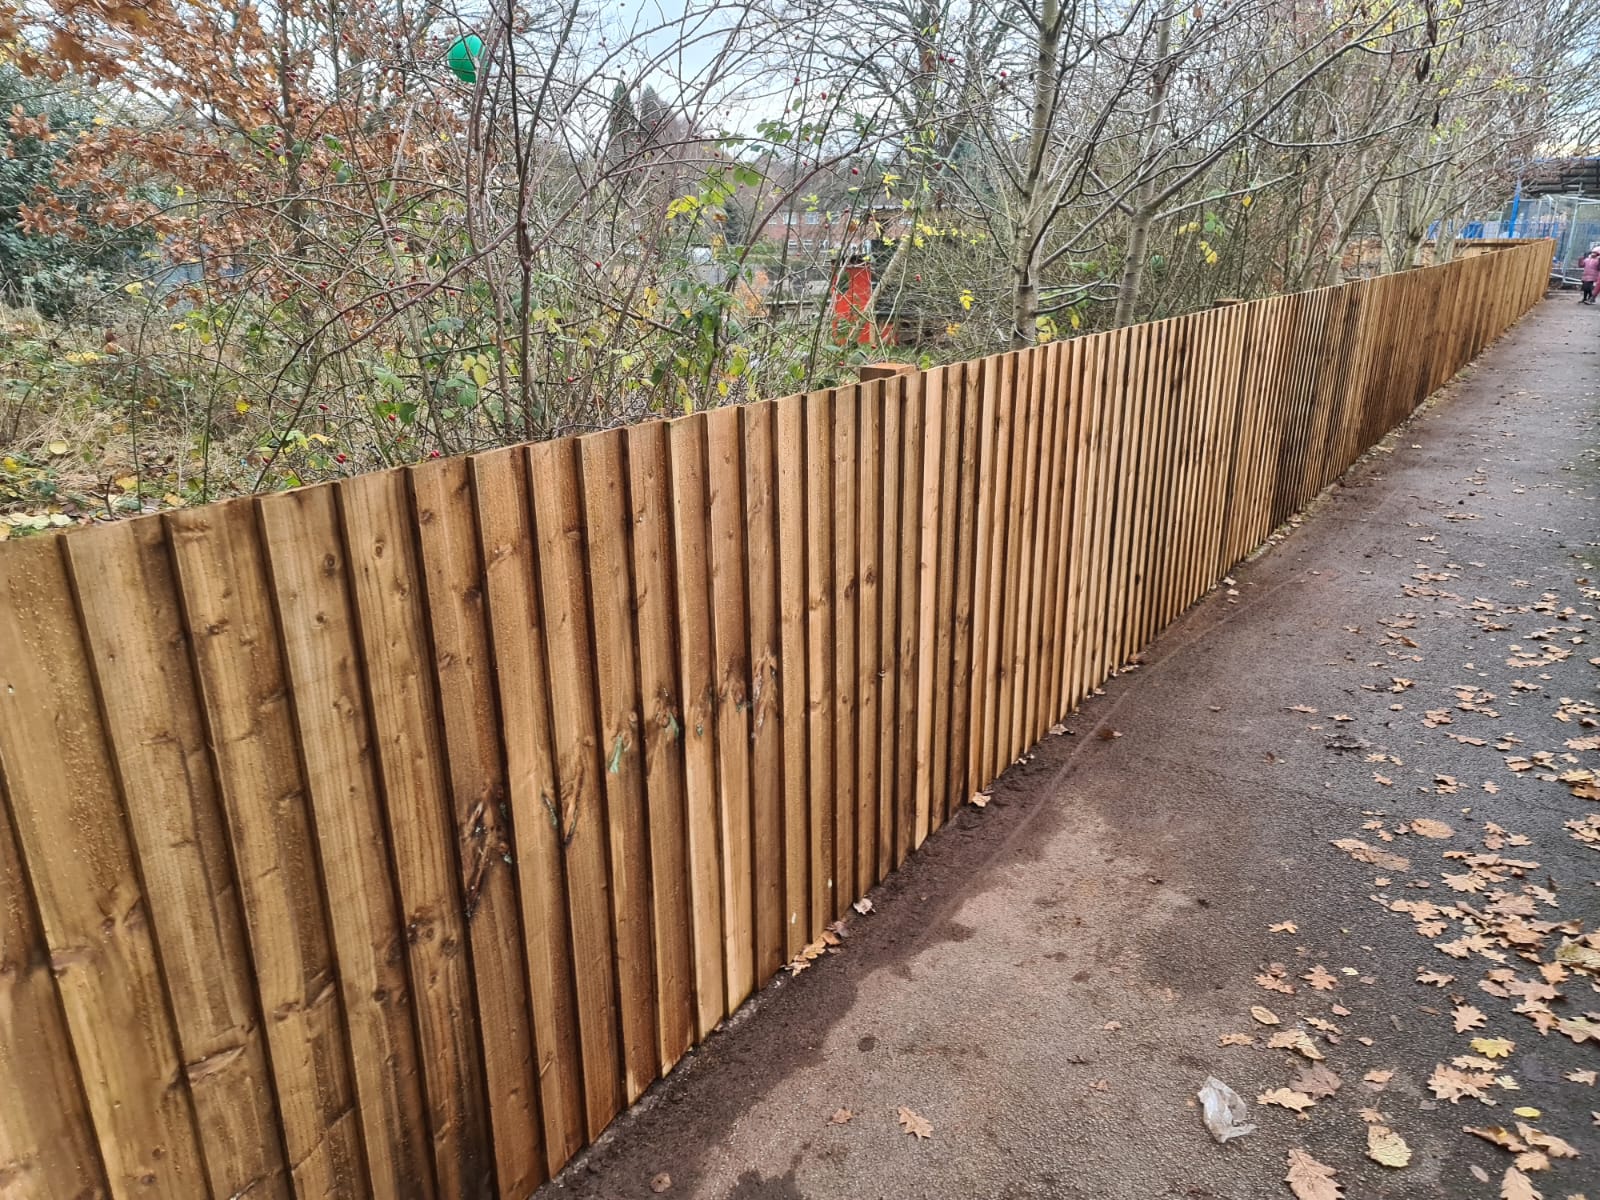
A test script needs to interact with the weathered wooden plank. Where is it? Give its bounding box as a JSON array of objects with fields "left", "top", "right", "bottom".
[
  {"left": 977, "top": 352, "right": 1015, "bottom": 784},
  {"left": 929, "top": 361, "right": 964, "bottom": 826},
  {"left": 337, "top": 469, "right": 494, "bottom": 1200},
  {"left": 622, "top": 421, "right": 696, "bottom": 1067},
  {"left": 854, "top": 383, "right": 883, "bottom": 891},
  {"left": 741, "top": 402, "right": 786, "bottom": 981},
  {"left": 470, "top": 447, "right": 585, "bottom": 1172},
  {"left": 577, "top": 430, "right": 660, "bottom": 1101},
  {"left": 1005, "top": 349, "right": 1042, "bottom": 761},
  {"left": 257, "top": 485, "right": 437, "bottom": 1200},
  {"left": 66, "top": 520, "right": 289, "bottom": 1200},
  {"left": 666, "top": 417, "right": 729, "bottom": 1031},
  {"left": 995, "top": 350, "right": 1029, "bottom": 768},
  {"left": 802, "top": 391, "right": 835, "bottom": 928},
  {"left": 773, "top": 399, "right": 811, "bottom": 958},
  {"left": 947, "top": 359, "right": 983, "bottom": 802},
  {"left": 831, "top": 386, "right": 859, "bottom": 910},
  {"left": 913, "top": 368, "right": 945, "bottom": 845},
  {"left": 1049, "top": 340, "right": 1083, "bottom": 720},
  {"left": 167, "top": 499, "right": 367, "bottom": 1198},
  {"left": 0, "top": 779, "right": 108, "bottom": 1200},
  {"left": 966, "top": 357, "right": 1000, "bottom": 794},
  {"left": 0, "top": 537, "right": 209, "bottom": 1200},
  {"left": 1028, "top": 344, "right": 1063, "bottom": 738},
  {"left": 895, "top": 374, "right": 925, "bottom": 863},
  {"left": 704, "top": 407, "right": 755, "bottom": 1005},
  {"left": 526, "top": 439, "right": 624, "bottom": 1140},
  {"left": 876, "top": 379, "right": 904, "bottom": 878},
  {"left": 409, "top": 457, "right": 545, "bottom": 1199}
]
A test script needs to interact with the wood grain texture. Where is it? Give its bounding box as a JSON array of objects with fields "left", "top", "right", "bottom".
[
  {"left": 471, "top": 447, "right": 584, "bottom": 1172},
  {"left": 66, "top": 519, "right": 289, "bottom": 1200},
  {"left": 527, "top": 439, "right": 624, "bottom": 1140},
  {"left": 773, "top": 400, "right": 811, "bottom": 957},
  {"left": 167, "top": 499, "right": 367, "bottom": 1198},
  {"left": 802, "top": 391, "right": 835, "bottom": 928},
  {"left": 830, "top": 387, "right": 859, "bottom": 913},
  {"left": 0, "top": 535, "right": 208, "bottom": 1200},
  {"left": 854, "top": 383, "right": 882, "bottom": 891},
  {"left": 338, "top": 469, "right": 494, "bottom": 1200},
  {"left": 410, "top": 457, "right": 545, "bottom": 1199},
  {"left": 258, "top": 485, "right": 438, "bottom": 1200},
  {"left": 625, "top": 422, "right": 696, "bottom": 1065},
  {"left": 577, "top": 431, "right": 660, "bottom": 1102}
]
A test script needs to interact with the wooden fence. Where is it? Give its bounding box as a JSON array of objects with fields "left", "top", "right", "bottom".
[{"left": 0, "top": 241, "right": 1549, "bottom": 1199}]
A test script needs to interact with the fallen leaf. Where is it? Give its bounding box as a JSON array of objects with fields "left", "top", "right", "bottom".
[
  {"left": 830, "top": 1108, "right": 853, "bottom": 1125},
  {"left": 1102, "top": 1021, "right": 1122, "bottom": 1032},
  {"left": 1268, "top": 1029, "right": 1325, "bottom": 1061},
  {"left": 1455, "top": 1005, "right": 1489, "bottom": 1033},
  {"left": 1285, "top": 1148, "right": 1343, "bottom": 1200},
  {"left": 1501, "top": 1166, "right": 1542, "bottom": 1200},
  {"left": 1465, "top": 1125, "right": 1527, "bottom": 1152},
  {"left": 1473, "top": 1037, "right": 1515, "bottom": 1060},
  {"left": 650, "top": 1173, "right": 672, "bottom": 1194},
  {"left": 1270, "top": 921, "right": 1298, "bottom": 933},
  {"left": 1219, "top": 1033, "right": 1254, "bottom": 1047},
  {"left": 1419, "top": 969, "right": 1456, "bottom": 987},
  {"left": 1567, "top": 1069, "right": 1597, "bottom": 1085},
  {"left": 1292, "top": 1064, "right": 1343, "bottom": 1098},
  {"left": 897, "top": 1106, "right": 932, "bottom": 1140},
  {"left": 1470, "top": 1164, "right": 1490, "bottom": 1183},
  {"left": 1259, "top": 1087, "right": 1318, "bottom": 1113},
  {"left": 1430, "top": 1064, "right": 1496, "bottom": 1103},
  {"left": 1364, "top": 1069, "right": 1394, "bottom": 1092},
  {"left": 1367, "top": 1125, "right": 1412, "bottom": 1168},
  {"left": 1411, "top": 818, "right": 1455, "bottom": 839},
  {"left": 1513, "top": 1151, "right": 1549, "bottom": 1173},
  {"left": 1512, "top": 1107, "right": 1541, "bottom": 1119},
  {"left": 1358, "top": 1107, "right": 1387, "bottom": 1123},
  {"left": 1251, "top": 1005, "right": 1282, "bottom": 1025},
  {"left": 1331, "top": 837, "right": 1410, "bottom": 871},
  {"left": 852, "top": 898, "right": 873, "bottom": 915},
  {"left": 1303, "top": 965, "right": 1338, "bottom": 991},
  {"left": 1290, "top": 705, "right": 1319, "bottom": 714}
]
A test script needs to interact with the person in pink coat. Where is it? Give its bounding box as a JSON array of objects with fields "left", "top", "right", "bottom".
[{"left": 1581, "top": 249, "right": 1600, "bottom": 304}]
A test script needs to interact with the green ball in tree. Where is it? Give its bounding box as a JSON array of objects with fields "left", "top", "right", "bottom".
[{"left": 447, "top": 35, "right": 483, "bottom": 83}]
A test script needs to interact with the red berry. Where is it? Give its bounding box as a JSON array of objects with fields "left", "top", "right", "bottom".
[
  {"left": 428, "top": 449, "right": 441, "bottom": 459},
  {"left": 335, "top": 453, "right": 347, "bottom": 463},
  {"left": 386, "top": 413, "right": 396, "bottom": 421},
  {"left": 851, "top": 167, "right": 859, "bottom": 174}
]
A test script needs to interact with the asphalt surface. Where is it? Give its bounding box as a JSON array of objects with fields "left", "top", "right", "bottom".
[{"left": 540, "top": 297, "right": 1600, "bottom": 1200}]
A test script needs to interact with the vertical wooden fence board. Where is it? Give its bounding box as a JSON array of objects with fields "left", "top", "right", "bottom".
[
  {"left": 471, "top": 448, "right": 585, "bottom": 1172},
  {"left": 830, "top": 387, "right": 860, "bottom": 909},
  {"left": 337, "top": 470, "right": 493, "bottom": 1200},
  {"left": 257, "top": 486, "right": 438, "bottom": 1200},
  {"left": 913, "top": 369, "right": 945, "bottom": 846},
  {"left": 876, "top": 380, "right": 904, "bottom": 878},
  {"left": 965, "top": 361, "right": 999, "bottom": 795},
  {"left": 802, "top": 391, "right": 835, "bottom": 932},
  {"left": 895, "top": 374, "right": 926, "bottom": 863},
  {"left": 1050, "top": 340, "right": 1084, "bottom": 719},
  {"left": 947, "top": 361, "right": 983, "bottom": 804},
  {"left": 1128, "top": 321, "right": 1171, "bottom": 654},
  {"left": 741, "top": 403, "right": 787, "bottom": 984},
  {"left": 0, "top": 768, "right": 109, "bottom": 1200},
  {"left": 1104, "top": 324, "right": 1145, "bottom": 670},
  {"left": 1085, "top": 330, "right": 1124, "bottom": 690},
  {"left": 978, "top": 353, "right": 1015, "bottom": 784},
  {"left": 1025, "top": 346, "right": 1061, "bottom": 741},
  {"left": 1065, "top": 334, "right": 1104, "bottom": 709},
  {"left": 772, "top": 400, "right": 811, "bottom": 959},
  {"left": 410, "top": 458, "right": 545, "bottom": 1200},
  {"left": 167, "top": 500, "right": 367, "bottom": 1198},
  {"left": 704, "top": 408, "right": 755, "bottom": 1007},
  {"left": 526, "top": 441, "right": 623, "bottom": 1140},
  {"left": 0, "top": 538, "right": 209, "bottom": 1200},
  {"left": 622, "top": 422, "right": 696, "bottom": 1068},
  {"left": 66, "top": 521, "right": 289, "bottom": 1200},
  {"left": 1004, "top": 351, "right": 1040, "bottom": 764},
  {"left": 576, "top": 430, "right": 660, "bottom": 1101},
  {"left": 995, "top": 351, "right": 1029, "bottom": 768},
  {"left": 854, "top": 384, "right": 883, "bottom": 887},
  {"left": 929, "top": 362, "right": 964, "bottom": 826},
  {"left": 666, "top": 419, "right": 728, "bottom": 1033}
]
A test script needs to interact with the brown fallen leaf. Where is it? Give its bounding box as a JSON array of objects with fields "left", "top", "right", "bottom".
[
  {"left": 1500, "top": 1166, "right": 1542, "bottom": 1200},
  {"left": 1411, "top": 818, "right": 1455, "bottom": 839},
  {"left": 830, "top": 1108, "right": 853, "bottom": 1125},
  {"left": 1515, "top": 1123, "right": 1579, "bottom": 1160},
  {"left": 1364, "top": 1069, "right": 1394, "bottom": 1092},
  {"left": 1358, "top": 1107, "right": 1387, "bottom": 1124},
  {"left": 1465, "top": 1125, "right": 1527, "bottom": 1152},
  {"left": 1270, "top": 921, "right": 1298, "bottom": 933},
  {"left": 1102, "top": 1021, "right": 1122, "bottom": 1032},
  {"left": 1455, "top": 1005, "right": 1488, "bottom": 1033},
  {"left": 1470, "top": 1164, "right": 1490, "bottom": 1183},
  {"left": 1331, "top": 837, "right": 1410, "bottom": 871},
  {"left": 1418, "top": 969, "right": 1456, "bottom": 987},
  {"left": 1567, "top": 1069, "right": 1597, "bottom": 1085},
  {"left": 1251, "top": 1005, "right": 1282, "bottom": 1025},
  {"left": 1219, "top": 1033, "right": 1254, "bottom": 1047},
  {"left": 650, "top": 1173, "right": 672, "bottom": 1194},
  {"left": 1367, "top": 1125, "right": 1412, "bottom": 1168},
  {"left": 1267, "top": 1029, "right": 1325, "bottom": 1061},
  {"left": 1292, "top": 1064, "right": 1342, "bottom": 1098},
  {"left": 1285, "top": 1148, "right": 1343, "bottom": 1200},
  {"left": 1513, "top": 1151, "right": 1549, "bottom": 1173},
  {"left": 897, "top": 1106, "right": 932, "bottom": 1140},
  {"left": 1259, "top": 1087, "right": 1317, "bottom": 1113},
  {"left": 1472, "top": 1037, "right": 1514, "bottom": 1060},
  {"left": 1290, "top": 704, "right": 1319, "bottom": 714},
  {"left": 1303, "top": 965, "right": 1338, "bottom": 991}
]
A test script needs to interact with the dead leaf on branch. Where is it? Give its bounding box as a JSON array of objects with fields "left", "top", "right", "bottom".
[
  {"left": 897, "top": 1106, "right": 932, "bottom": 1140},
  {"left": 1284, "top": 1148, "right": 1343, "bottom": 1200}
]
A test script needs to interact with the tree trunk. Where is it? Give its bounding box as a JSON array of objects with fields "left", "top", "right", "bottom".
[
  {"left": 1111, "top": 13, "right": 1173, "bottom": 328},
  {"left": 1008, "top": 0, "right": 1061, "bottom": 349}
]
